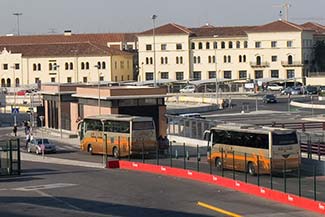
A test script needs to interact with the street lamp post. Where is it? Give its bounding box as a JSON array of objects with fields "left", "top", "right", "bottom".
[
  {"left": 95, "top": 64, "right": 101, "bottom": 115},
  {"left": 152, "top": 14, "right": 157, "bottom": 88},
  {"left": 55, "top": 64, "right": 62, "bottom": 138},
  {"left": 13, "top": 12, "right": 23, "bottom": 36},
  {"left": 11, "top": 66, "right": 17, "bottom": 125}
]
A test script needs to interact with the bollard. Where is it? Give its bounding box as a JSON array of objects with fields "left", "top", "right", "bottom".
[{"left": 170, "top": 141, "right": 173, "bottom": 167}]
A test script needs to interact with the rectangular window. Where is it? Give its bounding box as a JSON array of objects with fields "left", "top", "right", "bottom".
[
  {"left": 208, "top": 71, "right": 216, "bottom": 79},
  {"left": 193, "top": 71, "right": 201, "bottom": 80},
  {"left": 271, "top": 56, "right": 277, "bottom": 62},
  {"left": 287, "top": 69, "right": 295, "bottom": 78},
  {"left": 176, "top": 43, "right": 182, "bottom": 50},
  {"left": 176, "top": 72, "right": 184, "bottom": 80},
  {"left": 255, "top": 41, "right": 261, "bottom": 48},
  {"left": 15, "top": 63, "right": 20, "bottom": 70},
  {"left": 271, "top": 41, "right": 277, "bottom": 48},
  {"left": 67, "top": 77, "right": 72, "bottom": 83},
  {"left": 160, "top": 72, "right": 169, "bottom": 79},
  {"left": 213, "top": 42, "right": 218, "bottom": 49},
  {"left": 83, "top": 77, "right": 88, "bottom": 83},
  {"left": 239, "top": 70, "right": 247, "bottom": 79},
  {"left": 35, "top": 77, "right": 40, "bottom": 84},
  {"left": 271, "top": 70, "right": 279, "bottom": 78},
  {"left": 100, "top": 76, "right": 104, "bottom": 81},
  {"left": 287, "top": 40, "right": 293, "bottom": 48},
  {"left": 51, "top": 77, "right": 55, "bottom": 83},
  {"left": 224, "top": 71, "right": 232, "bottom": 79},
  {"left": 161, "top": 44, "right": 167, "bottom": 50},
  {"left": 145, "top": 72, "right": 154, "bottom": 81},
  {"left": 255, "top": 70, "right": 263, "bottom": 79},
  {"left": 146, "top": 44, "right": 152, "bottom": 51},
  {"left": 3, "top": 64, "right": 8, "bottom": 70}
]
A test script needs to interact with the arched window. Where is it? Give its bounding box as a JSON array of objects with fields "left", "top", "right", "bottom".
[
  {"left": 97, "top": 61, "right": 101, "bottom": 69},
  {"left": 146, "top": 57, "right": 149, "bottom": 64},
  {"left": 243, "top": 55, "right": 246, "bottom": 62},
  {"left": 38, "top": 63, "right": 41, "bottom": 71},
  {"left": 208, "top": 56, "right": 212, "bottom": 63},
  {"left": 239, "top": 55, "right": 242, "bottom": 62},
  {"left": 176, "top": 57, "right": 179, "bottom": 64},
  {"left": 244, "top": 41, "right": 248, "bottom": 48},
  {"left": 15, "top": 78, "right": 20, "bottom": 87},
  {"left": 228, "top": 55, "right": 231, "bottom": 63},
  {"left": 65, "top": 62, "right": 69, "bottom": 70},
  {"left": 221, "top": 41, "right": 225, "bottom": 49},
  {"left": 1, "top": 79, "right": 5, "bottom": 87},
  {"left": 180, "top": 56, "right": 183, "bottom": 64},
  {"left": 86, "top": 62, "right": 89, "bottom": 69},
  {"left": 102, "top": 61, "right": 106, "bottom": 69},
  {"left": 161, "top": 57, "right": 164, "bottom": 64},
  {"left": 229, "top": 41, "right": 233, "bottom": 48},
  {"left": 81, "top": 62, "right": 85, "bottom": 70},
  {"left": 206, "top": 42, "right": 210, "bottom": 49},
  {"left": 33, "top": 64, "right": 37, "bottom": 71},
  {"left": 256, "top": 56, "right": 261, "bottom": 65},
  {"left": 236, "top": 41, "right": 240, "bottom": 48},
  {"left": 49, "top": 63, "right": 52, "bottom": 71},
  {"left": 70, "top": 62, "right": 73, "bottom": 70},
  {"left": 288, "top": 55, "right": 293, "bottom": 64},
  {"left": 150, "top": 57, "right": 153, "bottom": 64},
  {"left": 212, "top": 56, "right": 216, "bottom": 63},
  {"left": 194, "top": 56, "right": 197, "bottom": 64},
  {"left": 191, "top": 42, "right": 195, "bottom": 49},
  {"left": 198, "top": 42, "right": 203, "bottom": 49},
  {"left": 224, "top": 55, "right": 227, "bottom": 63},
  {"left": 197, "top": 56, "right": 201, "bottom": 63},
  {"left": 213, "top": 42, "right": 218, "bottom": 49},
  {"left": 165, "top": 57, "right": 168, "bottom": 64},
  {"left": 6, "top": 78, "right": 11, "bottom": 87}
]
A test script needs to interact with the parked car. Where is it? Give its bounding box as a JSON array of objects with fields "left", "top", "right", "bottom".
[
  {"left": 179, "top": 85, "right": 196, "bottom": 93},
  {"left": 305, "top": 86, "right": 318, "bottom": 95},
  {"left": 17, "top": 90, "right": 27, "bottom": 96},
  {"left": 280, "top": 87, "right": 293, "bottom": 95},
  {"left": 318, "top": 86, "right": 325, "bottom": 94},
  {"left": 27, "top": 138, "right": 56, "bottom": 154},
  {"left": 267, "top": 84, "right": 283, "bottom": 91},
  {"left": 262, "top": 94, "right": 277, "bottom": 103},
  {"left": 179, "top": 113, "right": 205, "bottom": 119},
  {"left": 281, "top": 86, "right": 301, "bottom": 95}
]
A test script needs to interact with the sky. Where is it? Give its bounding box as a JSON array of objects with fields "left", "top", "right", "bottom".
[{"left": 1, "top": 0, "right": 325, "bottom": 35}]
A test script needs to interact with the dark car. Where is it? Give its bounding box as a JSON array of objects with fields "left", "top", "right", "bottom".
[
  {"left": 305, "top": 86, "right": 318, "bottom": 95},
  {"left": 262, "top": 94, "right": 277, "bottom": 103}
]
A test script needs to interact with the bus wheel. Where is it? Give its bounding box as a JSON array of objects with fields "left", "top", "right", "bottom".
[
  {"left": 215, "top": 158, "right": 222, "bottom": 169},
  {"left": 87, "top": 144, "right": 93, "bottom": 155},
  {"left": 113, "top": 147, "right": 119, "bottom": 158},
  {"left": 248, "top": 162, "right": 256, "bottom": 176}
]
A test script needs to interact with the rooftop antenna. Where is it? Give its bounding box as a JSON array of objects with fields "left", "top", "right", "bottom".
[
  {"left": 273, "top": 2, "right": 291, "bottom": 21},
  {"left": 279, "top": 10, "right": 283, "bottom": 20}
]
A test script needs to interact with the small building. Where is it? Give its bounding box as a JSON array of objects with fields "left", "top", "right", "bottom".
[{"left": 41, "top": 84, "right": 167, "bottom": 138}]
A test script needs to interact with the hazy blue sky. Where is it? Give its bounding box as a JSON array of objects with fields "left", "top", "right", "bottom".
[{"left": 1, "top": 0, "right": 325, "bottom": 35}]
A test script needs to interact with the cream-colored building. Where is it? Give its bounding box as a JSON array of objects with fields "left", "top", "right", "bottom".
[
  {"left": 0, "top": 42, "right": 133, "bottom": 87},
  {"left": 138, "top": 20, "right": 325, "bottom": 85}
]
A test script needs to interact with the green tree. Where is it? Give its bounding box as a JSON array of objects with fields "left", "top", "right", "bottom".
[{"left": 313, "top": 40, "right": 325, "bottom": 71}]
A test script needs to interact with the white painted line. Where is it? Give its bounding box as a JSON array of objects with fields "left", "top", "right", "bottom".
[{"left": 13, "top": 183, "right": 77, "bottom": 191}]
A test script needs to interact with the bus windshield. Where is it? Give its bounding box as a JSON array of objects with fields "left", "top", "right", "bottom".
[{"left": 272, "top": 132, "right": 297, "bottom": 146}]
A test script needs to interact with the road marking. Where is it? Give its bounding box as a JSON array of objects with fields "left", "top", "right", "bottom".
[
  {"left": 197, "top": 201, "right": 242, "bottom": 217},
  {"left": 13, "top": 183, "right": 77, "bottom": 191}
]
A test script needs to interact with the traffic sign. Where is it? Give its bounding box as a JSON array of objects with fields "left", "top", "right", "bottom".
[{"left": 11, "top": 108, "right": 19, "bottom": 114}]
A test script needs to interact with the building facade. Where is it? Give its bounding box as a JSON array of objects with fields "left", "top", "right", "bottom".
[
  {"left": 138, "top": 20, "right": 325, "bottom": 84},
  {"left": 0, "top": 42, "right": 133, "bottom": 88}
]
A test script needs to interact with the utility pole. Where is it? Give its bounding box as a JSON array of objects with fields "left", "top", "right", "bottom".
[{"left": 13, "top": 12, "right": 23, "bottom": 36}]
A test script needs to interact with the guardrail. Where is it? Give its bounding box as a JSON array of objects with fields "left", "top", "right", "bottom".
[{"left": 262, "top": 122, "right": 325, "bottom": 131}]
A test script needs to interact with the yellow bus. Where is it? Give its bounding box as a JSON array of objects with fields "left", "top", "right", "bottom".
[
  {"left": 78, "top": 114, "right": 157, "bottom": 157},
  {"left": 204, "top": 124, "right": 300, "bottom": 175}
]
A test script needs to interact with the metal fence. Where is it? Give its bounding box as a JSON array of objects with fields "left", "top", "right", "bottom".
[{"left": 0, "top": 138, "right": 21, "bottom": 176}]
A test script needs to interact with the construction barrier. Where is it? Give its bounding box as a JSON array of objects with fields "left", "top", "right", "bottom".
[{"left": 118, "top": 160, "right": 325, "bottom": 215}]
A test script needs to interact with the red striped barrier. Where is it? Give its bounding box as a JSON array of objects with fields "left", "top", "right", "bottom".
[{"left": 119, "top": 160, "right": 325, "bottom": 215}]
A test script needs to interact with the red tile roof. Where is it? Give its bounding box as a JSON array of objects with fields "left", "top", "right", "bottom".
[
  {"left": 138, "top": 23, "right": 193, "bottom": 36},
  {"left": 301, "top": 22, "right": 325, "bottom": 34},
  {"left": 247, "top": 20, "right": 311, "bottom": 32},
  {"left": 190, "top": 26, "right": 257, "bottom": 37},
  {"left": 0, "top": 33, "right": 137, "bottom": 46},
  {"left": 0, "top": 42, "right": 132, "bottom": 57}
]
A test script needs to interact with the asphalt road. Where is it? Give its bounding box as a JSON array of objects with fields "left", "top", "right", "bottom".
[{"left": 0, "top": 161, "right": 321, "bottom": 217}]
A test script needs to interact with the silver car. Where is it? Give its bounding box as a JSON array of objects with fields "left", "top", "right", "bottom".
[
  {"left": 179, "top": 85, "right": 196, "bottom": 93},
  {"left": 27, "top": 138, "right": 56, "bottom": 154}
]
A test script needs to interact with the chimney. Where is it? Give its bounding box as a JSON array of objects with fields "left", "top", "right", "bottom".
[{"left": 64, "top": 30, "right": 72, "bottom": 36}]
